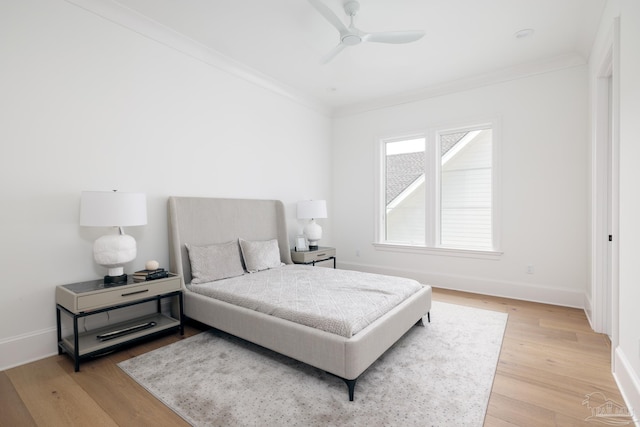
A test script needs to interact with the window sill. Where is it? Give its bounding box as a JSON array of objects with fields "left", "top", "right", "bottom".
[{"left": 372, "top": 243, "right": 503, "bottom": 260}]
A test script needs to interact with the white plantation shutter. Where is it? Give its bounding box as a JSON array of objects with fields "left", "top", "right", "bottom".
[
  {"left": 440, "top": 129, "right": 493, "bottom": 249},
  {"left": 386, "top": 180, "right": 426, "bottom": 244}
]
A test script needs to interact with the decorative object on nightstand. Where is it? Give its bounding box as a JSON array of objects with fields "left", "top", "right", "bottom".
[
  {"left": 291, "top": 246, "right": 336, "bottom": 268},
  {"left": 80, "top": 190, "right": 147, "bottom": 285},
  {"left": 132, "top": 260, "right": 168, "bottom": 282},
  {"left": 296, "top": 199, "right": 327, "bottom": 250},
  {"left": 294, "top": 235, "right": 309, "bottom": 252}
]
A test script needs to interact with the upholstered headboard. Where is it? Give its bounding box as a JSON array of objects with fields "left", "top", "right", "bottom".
[{"left": 168, "top": 197, "right": 293, "bottom": 285}]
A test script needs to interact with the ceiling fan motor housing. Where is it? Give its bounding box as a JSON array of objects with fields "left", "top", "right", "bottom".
[
  {"left": 341, "top": 34, "right": 362, "bottom": 45},
  {"left": 344, "top": 1, "right": 360, "bottom": 16}
]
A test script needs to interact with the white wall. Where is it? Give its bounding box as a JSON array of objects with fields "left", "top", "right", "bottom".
[
  {"left": 332, "top": 66, "right": 588, "bottom": 307},
  {"left": 586, "top": 0, "right": 640, "bottom": 413},
  {"left": 0, "top": 0, "right": 332, "bottom": 369},
  {"left": 616, "top": 0, "right": 640, "bottom": 413}
]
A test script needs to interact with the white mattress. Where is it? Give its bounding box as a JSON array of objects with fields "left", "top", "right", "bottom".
[{"left": 187, "top": 265, "right": 423, "bottom": 338}]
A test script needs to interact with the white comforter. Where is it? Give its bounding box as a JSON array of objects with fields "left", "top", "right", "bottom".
[{"left": 187, "top": 265, "right": 423, "bottom": 338}]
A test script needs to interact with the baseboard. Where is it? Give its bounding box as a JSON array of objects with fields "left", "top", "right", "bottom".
[
  {"left": 339, "top": 261, "right": 584, "bottom": 308},
  {"left": 584, "top": 292, "right": 595, "bottom": 329},
  {"left": 0, "top": 327, "right": 58, "bottom": 371},
  {"left": 613, "top": 347, "right": 640, "bottom": 425},
  {"left": 0, "top": 299, "right": 174, "bottom": 371}
]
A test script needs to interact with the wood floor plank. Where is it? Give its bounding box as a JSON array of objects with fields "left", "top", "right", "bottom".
[
  {"left": 0, "top": 371, "right": 37, "bottom": 427},
  {"left": 485, "top": 392, "right": 556, "bottom": 427},
  {"left": 539, "top": 316, "right": 598, "bottom": 334},
  {"left": 5, "top": 357, "right": 118, "bottom": 426},
  {"left": 62, "top": 355, "right": 189, "bottom": 427},
  {"left": 483, "top": 414, "right": 521, "bottom": 427},
  {"left": 491, "top": 368, "right": 596, "bottom": 420},
  {"left": 504, "top": 318, "right": 579, "bottom": 343},
  {"left": 496, "top": 357, "right": 621, "bottom": 397},
  {"left": 499, "top": 338, "right": 615, "bottom": 378}
]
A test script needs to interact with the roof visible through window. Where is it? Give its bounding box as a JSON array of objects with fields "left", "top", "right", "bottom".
[{"left": 385, "top": 132, "right": 468, "bottom": 206}]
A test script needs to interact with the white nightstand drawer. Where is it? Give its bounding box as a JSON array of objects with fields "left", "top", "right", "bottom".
[
  {"left": 57, "top": 275, "right": 181, "bottom": 313},
  {"left": 77, "top": 278, "right": 179, "bottom": 311},
  {"left": 307, "top": 248, "right": 335, "bottom": 261},
  {"left": 290, "top": 247, "right": 336, "bottom": 266}
]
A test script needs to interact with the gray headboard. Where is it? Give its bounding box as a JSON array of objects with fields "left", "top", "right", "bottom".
[{"left": 168, "top": 197, "right": 293, "bottom": 285}]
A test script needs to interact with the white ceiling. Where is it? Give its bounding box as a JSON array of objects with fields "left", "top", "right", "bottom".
[{"left": 112, "top": 0, "right": 607, "bottom": 110}]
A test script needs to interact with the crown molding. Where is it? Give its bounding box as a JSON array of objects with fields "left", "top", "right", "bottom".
[
  {"left": 64, "top": 0, "right": 331, "bottom": 116},
  {"left": 333, "top": 53, "right": 587, "bottom": 118}
]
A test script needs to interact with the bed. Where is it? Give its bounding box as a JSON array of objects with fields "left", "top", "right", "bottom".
[{"left": 167, "top": 196, "right": 432, "bottom": 400}]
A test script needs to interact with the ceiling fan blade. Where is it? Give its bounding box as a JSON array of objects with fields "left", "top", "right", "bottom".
[
  {"left": 321, "top": 43, "right": 348, "bottom": 64},
  {"left": 363, "top": 30, "right": 425, "bottom": 44},
  {"left": 308, "top": 0, "right": 348, "bottom": 34}
]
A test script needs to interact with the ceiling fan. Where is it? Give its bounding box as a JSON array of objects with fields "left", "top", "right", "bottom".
[{"left": 308, "top": 0, "right": 425, "bottom": 64}]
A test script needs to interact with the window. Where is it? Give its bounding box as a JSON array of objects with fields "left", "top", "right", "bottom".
[
  {"left": 439, "top": 128, "right": 493, "bottom": 249},
  {"left": 378, "top": 121, "right": 499, "bottom": 254},
  {"left": 384, "top": 137, "right": 426, "bottom": 244}
]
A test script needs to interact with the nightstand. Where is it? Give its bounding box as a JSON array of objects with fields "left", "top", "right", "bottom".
[
  {"left": 291, "top": 246, "right": 336, "bottom": 268},
  {"left": 56, "top": 274, "right": 183, "bottom": 372}
]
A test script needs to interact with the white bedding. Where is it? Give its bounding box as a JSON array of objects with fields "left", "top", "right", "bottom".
[{"left": 187, "top": 264, "right": 423, "bottom": 338}]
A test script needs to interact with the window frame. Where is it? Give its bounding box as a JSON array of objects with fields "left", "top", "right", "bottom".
[{"left": 374, "top": 117, "right": 502, "bottom": 259}]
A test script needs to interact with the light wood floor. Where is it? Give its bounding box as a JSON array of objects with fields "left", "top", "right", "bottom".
[{"left": 0, "top": 288, "right": 625, "bottom": 426}]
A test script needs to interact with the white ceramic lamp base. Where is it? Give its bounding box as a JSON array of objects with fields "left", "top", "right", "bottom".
[
  {"left": 304, "top": 219, "right": 323, "bottom": 250},
  {"left": 93, "top": 232, "right": 137, "bottom": 284}
]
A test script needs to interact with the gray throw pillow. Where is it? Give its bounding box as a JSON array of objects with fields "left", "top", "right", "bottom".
[
  {"left": 186, "top": 240, "right": 245, "bottom": 284},
  {"left": 239, "top": 238, "right": 284, "bottom": 273}
]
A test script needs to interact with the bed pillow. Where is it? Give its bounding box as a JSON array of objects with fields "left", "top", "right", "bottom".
[
  {"left": 239, "top": 238, "right": 284, "bottom": 273},
  {"left": 185, "top": 240, "right": 245, "bottom": 284}
]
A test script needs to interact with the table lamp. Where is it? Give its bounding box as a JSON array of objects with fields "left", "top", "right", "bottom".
[
  {"left": 80, "top": 190, "right": 147, "bottom": 284},
  {"left": 297, "top": 200, "right": 327, "bottom": 250}
]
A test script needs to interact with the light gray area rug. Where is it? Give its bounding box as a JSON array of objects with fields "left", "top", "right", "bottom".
[{"left": 118, "top": 301, "right": 507, "bottom": 426}]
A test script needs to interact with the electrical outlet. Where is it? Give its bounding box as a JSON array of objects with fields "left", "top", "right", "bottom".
[
  {"left": 526, "top": 265, "right": 534, "bottom": 274},
  {"left": 356, "top": 249, "right": 360, "bottom": 257}
]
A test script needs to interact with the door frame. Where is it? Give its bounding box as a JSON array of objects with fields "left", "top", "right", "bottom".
[{"left": 590, "top": 18, "right": 620, "bottom": 356}]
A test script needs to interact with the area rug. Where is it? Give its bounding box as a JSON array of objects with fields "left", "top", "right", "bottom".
[{"left": 118, "top": 301, "right": 507, "bottom": 426}]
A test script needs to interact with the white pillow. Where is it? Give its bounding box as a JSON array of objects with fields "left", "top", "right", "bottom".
[
  {"left": 186, "top": 240, "right": 245, "bottom": 284},
  {"left": 239, "top": 238, "right": 284, "bottom": 273}
]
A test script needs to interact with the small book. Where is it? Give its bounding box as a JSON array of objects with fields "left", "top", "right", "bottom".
[
  {"left": 133, "top": 268, "right": 169, "bottom": 282},
  {"left": 133, "top": 268, "right": 165, "bottom": 277}
]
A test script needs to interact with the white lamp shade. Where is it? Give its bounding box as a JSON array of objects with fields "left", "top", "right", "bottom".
[
  {"left": 297, "top": 200, "right": 327, "bottom": 219},
  {"left": 80, "top": 191, "right": 147, "bottom": 227}
]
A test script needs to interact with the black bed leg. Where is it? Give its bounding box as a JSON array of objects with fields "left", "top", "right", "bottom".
[
  {"left": 343, "top": 378, "right": 357, "bottom": 401},
  {"left": 415, "top": 312, "right": 430, "bottom": 326}
]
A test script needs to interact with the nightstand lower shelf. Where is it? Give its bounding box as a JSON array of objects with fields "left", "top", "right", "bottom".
[{"left": 59, "top": 312, "right": 180, "bottom": 357}]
